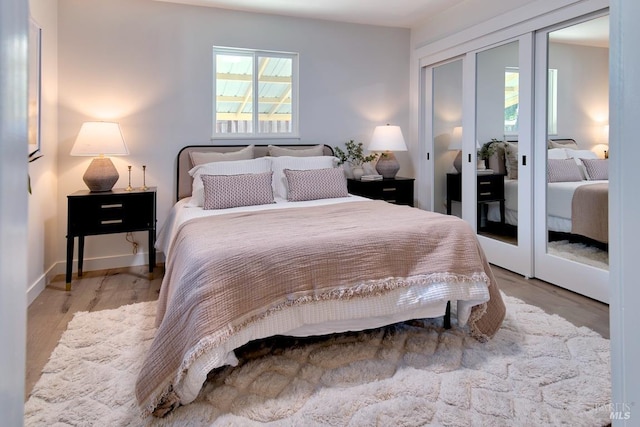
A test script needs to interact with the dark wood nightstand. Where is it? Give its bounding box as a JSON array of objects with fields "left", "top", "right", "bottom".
[
  {"left": 347, "top": 177, "right": 414, "bottom": 206},
  {"left": 66, "top": 187, "right": 157, "bottom": 290},
  {"left": 446, "top": 173, "right": 505, "bottom": 229}
]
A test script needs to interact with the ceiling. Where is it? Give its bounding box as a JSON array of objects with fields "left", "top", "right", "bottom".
[
  {"left": 155, "top": 0, "right": 466, "bottom": 28},
  {"left": 549, "top": 15, "right": 609, "bottom": 48},
  {"left": 156, "top": 0, "right": 610, "bottom": 45}
]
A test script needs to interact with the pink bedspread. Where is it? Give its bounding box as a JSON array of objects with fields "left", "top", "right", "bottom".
[{"left": 136, "top": 201, "right": 505, "bottom": 416}]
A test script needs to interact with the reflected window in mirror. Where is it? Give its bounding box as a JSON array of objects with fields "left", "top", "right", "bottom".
[{"left": 503, "top": 67, "right": 558, "bottom": 137}]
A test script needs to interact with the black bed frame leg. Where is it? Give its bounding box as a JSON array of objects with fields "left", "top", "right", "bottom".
[{"left": 444, "top": 301, "right": 451, "bottom": 329}]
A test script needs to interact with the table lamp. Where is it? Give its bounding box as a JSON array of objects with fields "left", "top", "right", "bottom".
[
  {"left": 70, "top": 121, "right": 129, "bottom": 192},
  {"left": 448, "top": 126, "right": 463, "bottom": 173},
  {"left": 368, "top": 124, "right": 407, "bottom": 179}
]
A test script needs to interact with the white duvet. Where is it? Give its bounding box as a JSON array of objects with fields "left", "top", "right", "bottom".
[{"left": 487, "top": 179, "right": 608, "bottom": 232}]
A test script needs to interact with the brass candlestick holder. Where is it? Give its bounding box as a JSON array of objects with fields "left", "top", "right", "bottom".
[
  {"left": 126, "top": 166, "right": 133, "bottom": 191},
  {"left": 141, "top": 165, "right": 148, "bottom": 190}
]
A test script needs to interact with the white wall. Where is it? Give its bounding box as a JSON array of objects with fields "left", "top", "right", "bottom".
[
  {"left": 28, "top": 0, "right": 59, "bottom": 304},
  {"left": 475, "top": 41, "right": 519, "bottom": 143},
  {"left": 0, "top": 0, "right": 28, "bottom": 423},
  {"left": 550, "top": 41, "right": 609, "bottom": 147},
  {"left": 54, "top": 0, "right": 410, "bottom": 274}
]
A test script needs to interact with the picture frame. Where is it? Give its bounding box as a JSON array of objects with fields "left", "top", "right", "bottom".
[{"left": 28, "top": 17, "right": 42, "bottom": 155}]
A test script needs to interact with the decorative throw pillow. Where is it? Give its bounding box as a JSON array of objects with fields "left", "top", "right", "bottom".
[
  {"left": 284, "top": 168, "right": 348, "bottom": 201},
  {"left": 201, "top": 172, "right": 274, "bottom": 210},
  {"left": 188, "top": 157, "right": 272, "bottom": 207},
  {"left": 189, "top": 145, "right": 254, "bottom": 166},
  {"left": 547, "top": 158, "right": 584, "bottom": 183},
  {"left": 270, "top": 155, "right": 338, "bottom": 200},
  {"left": 549, "top": 139, "right": 579, "bottom": 150},
  {"left": 565, "top": 149, "right": 599, "bottom": 179},
  {"left": 504, "top": 142, "right": 519, "bottom": 180},
  {"left": 581, "top": 158, "right": 608, "bottom": 180},
  {"left": 268, "top": 145, "right": 325, "bottom": 157}
]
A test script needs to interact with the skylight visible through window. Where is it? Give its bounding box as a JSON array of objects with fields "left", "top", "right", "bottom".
[{"left": 213, "top": 47, "right": 298, "bottom": 138}]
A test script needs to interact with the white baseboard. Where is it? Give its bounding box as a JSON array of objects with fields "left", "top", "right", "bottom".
[
  {"left": 27, "top": 251, "right": 166, "bottom": 306},
  {"left": 27, "top": 265, "right": 56, "bottom": 306}
]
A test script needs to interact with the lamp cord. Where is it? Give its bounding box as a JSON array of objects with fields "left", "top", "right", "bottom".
[{"left": 126, "top": 232, "right": 139, "bottom": 254}]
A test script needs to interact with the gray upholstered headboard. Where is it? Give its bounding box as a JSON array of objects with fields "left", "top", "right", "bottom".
[{"left": 176, "top": 144, "right": 335, "bottom": 201}]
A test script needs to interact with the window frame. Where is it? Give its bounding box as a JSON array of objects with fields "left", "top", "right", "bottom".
[{"left": 212, "top": 46, "right": 299, "bottom": 139}]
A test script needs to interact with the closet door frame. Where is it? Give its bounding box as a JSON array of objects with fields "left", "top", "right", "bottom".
[{"left": 463, "top": 34, "right": 534, "bottom": 278}]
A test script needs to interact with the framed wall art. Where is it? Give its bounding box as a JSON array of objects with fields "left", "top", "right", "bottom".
[{"left": 28, "top": 17, "right": 42, "bottom": 155}]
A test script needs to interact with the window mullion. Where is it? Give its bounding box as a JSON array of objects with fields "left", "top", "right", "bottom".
[{"left": 253, "top": 53, "right": 260, "bottom": 134}]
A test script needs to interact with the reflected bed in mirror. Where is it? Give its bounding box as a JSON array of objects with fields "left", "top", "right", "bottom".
[{"left": 485, "top": 138, "right": 608, "bottom": 268}]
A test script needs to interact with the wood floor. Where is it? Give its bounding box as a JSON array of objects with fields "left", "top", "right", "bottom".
[{"left": 25, "top": 263, "right": 609, "bottom": 400}]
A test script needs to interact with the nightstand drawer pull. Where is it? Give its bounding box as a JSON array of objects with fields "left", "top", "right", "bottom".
[
  {"left": 101, "top": 203, "right": 123, "bottom": 209},
  {"left": 382, "top": 187, "right": 397, "bottom": 192},
  {"left": 479, "top": 181, "right": 491, "bottom": 186},
  {"left": 101, "top": 219, "right": 123, "bottom": 225},
  {"left": 480, "top": 192, "right": 492, "bottom": 196}
]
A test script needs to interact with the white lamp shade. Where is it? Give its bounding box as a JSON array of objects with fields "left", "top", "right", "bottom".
[
  {"left": 368, "top": 125, "right": 407, "bottom": 152},
  {"left": 70, "top": 121, "right": 129, "bottom": 156},
  {"left": 448, "top": 126, "right": 463, "bottom": 150}
]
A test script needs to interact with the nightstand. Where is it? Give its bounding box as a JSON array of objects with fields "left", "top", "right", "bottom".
[
  {"left": 446, "top": 173, "right": 505, "bottom": 229},
  {"left": 347, "top": 177, "right": 414, "bottom": 206},
  {"left": 65, "top": 187, "right": 157, "bottom": 291}
]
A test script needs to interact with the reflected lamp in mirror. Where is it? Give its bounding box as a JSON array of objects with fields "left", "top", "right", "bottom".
[
  {"left": 591, "top": 125, "right": 609, "bottom": 159},
  {"left": 448, "top": 126, "right": 463, "bottom": 173},
  {"left": 368, "top": 124, "right": 407, "bottom": 179},
  {"left": 70, "top": 121, "right": 129, "bottom": 192}
]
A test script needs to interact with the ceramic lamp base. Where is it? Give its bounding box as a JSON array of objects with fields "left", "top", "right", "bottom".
[
  {"left": 375, "top": 151, "right": 400, "bottom": 179},
  {"left": 453, "top": 151, "right": 462, "bottom": 173},
  {"left": 83, "top": 157, "right": 119, "bottom": 192}
]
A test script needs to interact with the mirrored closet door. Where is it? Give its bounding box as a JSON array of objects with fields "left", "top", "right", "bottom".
[
  {"left": 467, "top": 36, "right": 534, "bottom": 277},
  {"left": 430, "top": 59, "right": 464, "bottom": 217},
  {"left": 533, "top": 13, "right": 609, "bottom": 303}
]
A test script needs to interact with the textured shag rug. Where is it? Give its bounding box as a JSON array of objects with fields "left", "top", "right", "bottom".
[
  {"left": 548, "top": 240, "right": 609, "bottom": 270},
  {"left": 25, "top": 295, "right": 611, "bottom": 426}
]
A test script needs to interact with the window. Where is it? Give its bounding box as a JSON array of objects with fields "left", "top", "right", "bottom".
[
  {"left": 213, "top": 47, "right": 298, "bottom": 138},
  {"left": 503, "top": 67, "right": 558, "bottom": 135},
  {"left": 547, "top": 68, "right": 558, "bottom": 135}
]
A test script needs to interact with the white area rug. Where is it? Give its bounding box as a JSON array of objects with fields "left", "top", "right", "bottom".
[
  {"left": 548, "top": 240, "right": 609, "bottom": 270},
  {"left": 25, "top": 295, "right": 611, "bottom": 426}
]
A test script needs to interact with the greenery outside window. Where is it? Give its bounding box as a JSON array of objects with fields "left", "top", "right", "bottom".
[{"left": 213, "top": 47, "right": 298, "bottom": 138}]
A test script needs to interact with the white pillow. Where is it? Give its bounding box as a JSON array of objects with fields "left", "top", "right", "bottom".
[
  {"left": 547, "top": 148, "right": 568, "bottom": 159},
  {"left": 189, "top": 145, "right": 254, "bottom": 166},
  {"left": 187, "top": 157, "right": 272, "bottom": 207},
  {"left": 270, "top": 156, "right": 338, "bottom": 200}
]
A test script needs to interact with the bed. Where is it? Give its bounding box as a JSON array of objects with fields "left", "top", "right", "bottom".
[
  {"left": 486, "top": 139, "right": 609, "bottom": 244},
  {"left": 135, "top": 144, "right": 506, "bottom": 417}
]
